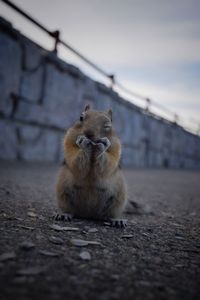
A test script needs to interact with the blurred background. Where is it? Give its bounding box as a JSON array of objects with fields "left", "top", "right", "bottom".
[{"left": 0, "top": 0, "right": 200, "bottom": 168}]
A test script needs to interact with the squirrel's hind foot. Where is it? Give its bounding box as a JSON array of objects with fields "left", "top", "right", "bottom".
[
  {"left": 109, "top": 218, "right": 128, "bottom": 228},
  {"left": 53, "top": 213, "right": 73, "bottom": 221}
]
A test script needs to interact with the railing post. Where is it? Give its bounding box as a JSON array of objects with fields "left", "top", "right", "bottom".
[
  {"left": 109, "top": 74, "right": 115, "bottom": 89},
  {"left": 51, "top": 30, "right": 60, "bottom": 54},
  {"left": 146, "top": 98, "right": 151, "bottom": 112},
  {"left": 174, "top": 114, "right": 179, "bottom": 124}
]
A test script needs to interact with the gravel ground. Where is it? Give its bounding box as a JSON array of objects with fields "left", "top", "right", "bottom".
[{"left": 0, "top": 161, "right": 200, "bottom": 300}]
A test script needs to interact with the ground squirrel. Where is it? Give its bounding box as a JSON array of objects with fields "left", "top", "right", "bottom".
[{"left": 56, "top": 105, "right": 127, "bottom": 227}]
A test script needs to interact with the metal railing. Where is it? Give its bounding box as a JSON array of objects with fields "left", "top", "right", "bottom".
[{"left": 1, "top": 0, "right": 199, "bottom": 135}]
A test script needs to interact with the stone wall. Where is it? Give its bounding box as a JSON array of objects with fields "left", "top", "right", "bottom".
[{"left": 0, "top": 17, "right": 200, "bottom": 168}]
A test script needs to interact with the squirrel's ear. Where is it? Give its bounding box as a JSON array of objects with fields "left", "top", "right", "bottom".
[
  {"left": 84, "top": 104, "right": 91, "bottom": 112},
  {"left": 107, "top": 108, "right": 112, "bottom": 121}
]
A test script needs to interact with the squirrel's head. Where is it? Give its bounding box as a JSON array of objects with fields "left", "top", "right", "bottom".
[{"left": 77, "top": 104, "right": 113, "bottom": 142}]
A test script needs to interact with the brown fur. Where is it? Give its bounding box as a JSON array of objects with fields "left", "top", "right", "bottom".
[{"left": 56, "top": 106, "right": 127, "bottom": 220}]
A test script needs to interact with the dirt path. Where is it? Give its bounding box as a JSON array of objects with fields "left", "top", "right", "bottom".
[{"left": 0, "top": 162, "right": 200, "bottom": 300}]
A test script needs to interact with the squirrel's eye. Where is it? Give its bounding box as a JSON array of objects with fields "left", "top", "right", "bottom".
[
  {"left": 104, "top": 124, "right": 112, "bottom": 131},
  {"left": 80, "top": 113, "right": 85, "bottom": 122}
]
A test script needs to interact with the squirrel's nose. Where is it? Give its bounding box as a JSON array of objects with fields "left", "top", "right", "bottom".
[{"left": 84, "top": 130, "right": 96, "bottom": 141}]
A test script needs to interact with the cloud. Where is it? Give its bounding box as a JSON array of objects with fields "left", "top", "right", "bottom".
[{"left": 0, "top": 0, "right": 199, "bottom": 132}]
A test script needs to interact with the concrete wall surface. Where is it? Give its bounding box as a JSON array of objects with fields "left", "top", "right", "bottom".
[{"left": 0, "top": 17, "right": 200, "bottom": 168}]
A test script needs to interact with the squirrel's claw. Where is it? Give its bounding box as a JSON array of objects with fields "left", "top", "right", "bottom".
[
  {"left": 76, "top": 135, "right": 93, "bottom": 150},
  {"left": 109, "top": 218, "right": 128, "bottom": 228},
  {"left": 96, "top": 137, "right": 111, "bottom": 150},
  {"left": 95, "top": 137, "right": 111, "bottom": 158},
  {"left": 53, "top": 213, "right": 73, "bottom": 221}
]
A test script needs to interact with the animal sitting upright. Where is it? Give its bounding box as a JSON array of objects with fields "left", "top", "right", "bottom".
[{"left": 55, "top": 105, "right": 127, "bottom": 227}]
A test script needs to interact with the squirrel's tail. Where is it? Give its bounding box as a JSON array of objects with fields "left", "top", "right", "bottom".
[{"left": 125, "top": 199, "right": 152, "bottom": 215}]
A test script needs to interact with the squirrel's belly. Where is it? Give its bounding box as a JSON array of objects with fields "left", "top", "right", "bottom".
[{"left": 71, "top": 185, "right": 112, "bottom": 219}]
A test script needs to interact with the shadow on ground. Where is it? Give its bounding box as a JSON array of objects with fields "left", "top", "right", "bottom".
[{"left": 0, "top": 161, "right": 200, "bottom": 300}]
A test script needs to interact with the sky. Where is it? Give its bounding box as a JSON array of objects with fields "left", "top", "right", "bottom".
[{"left": 0, "top": 0, "right": 200, "bottom": 133}]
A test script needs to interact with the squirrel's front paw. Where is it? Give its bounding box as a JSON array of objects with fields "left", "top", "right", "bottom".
[
  {"left": 76, "top": 135, "right": 93, "bottom": 151},
  {"left": 95, "top": 137, "right": 111, "bottom": 157}
]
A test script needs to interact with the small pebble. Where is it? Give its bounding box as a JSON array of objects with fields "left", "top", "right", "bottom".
[
  {"left": 121, "top": 234, "right": 134, "bottom": 239},
  {"left": 0, "top": 251, "right": 16, "bottom": 261},
  {"left": 17, "top": 266, "right": 45, "bottom": 276},
  {"left": 131, "top": 265, "right": 137, "bottom": 272},
  {"left": 19, "top": 241, "right": 35, "bottom": 250},
  {"left": 175, "top": 234, "right": 185, "bottom": 240},
  {"left": 27, "top": 211, "right": 37, "bottom": 218},
  {"left": 104, "top": 222, "right": 111, "bottom": 226},
  {"left": 79, "top": 251, "right": 91, "bottom": 260},
  {"left": 49, "top": 236, "right": 64, "bottom": 245},
  {"left": 111, "top": 274, "right": 120, "bottom": 280},
  {"left": 39, "top": 250, "right": 61, "bottom": 257},
  {"left": 50, "top": 224, "right": 79, "bottom": 231},
  {"left": 87, "top": 228, "right": 98, "bottom": 233},
  {"left": 17, "top": 225, "right": 34, "bottom": 230},
  {"left": 70, "top": 239, "right": 101, "bottom": 247}
]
